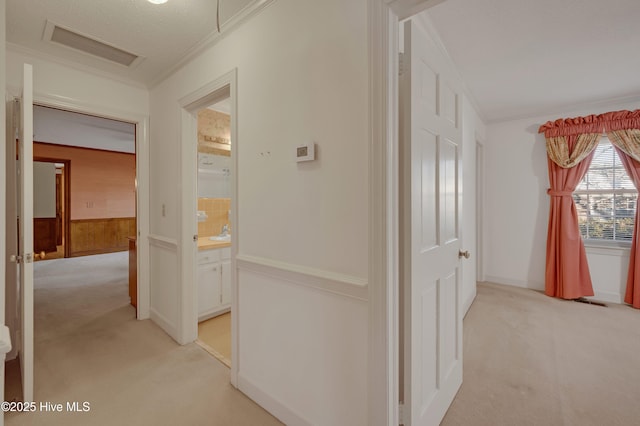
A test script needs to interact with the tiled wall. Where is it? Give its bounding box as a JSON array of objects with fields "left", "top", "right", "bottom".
[{"left": 198, "top": 198, "right": 231, "bottom": 237}]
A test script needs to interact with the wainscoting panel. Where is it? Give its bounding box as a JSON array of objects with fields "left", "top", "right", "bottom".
[{"left": 69, "top": 217, "right": 136, "bottom": 257}]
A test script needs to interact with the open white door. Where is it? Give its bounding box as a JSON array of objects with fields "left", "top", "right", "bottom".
[
  {"left": 400, "top": 19, "right": 464, "bottom": 425},
  {"left": 16, "top": 64, "right": 34, "bottom": 403}
]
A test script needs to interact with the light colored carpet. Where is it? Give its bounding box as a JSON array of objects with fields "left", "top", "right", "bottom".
[
  {"left": 197, "top": 313, "right": 232, "bottom": 368},
  {"left": 10, "top": 255, "right": 638, "bottom": 425},
  {"left": 5, "top": 252, "right": 281, "bottom": 426},
  {"left": 442, "top": 282, "right": 640, "bottom": 426}
]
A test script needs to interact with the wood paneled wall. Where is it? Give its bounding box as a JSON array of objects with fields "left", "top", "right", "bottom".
[{"left": 70, "top": 217, "right": 136, "bottom": 257}]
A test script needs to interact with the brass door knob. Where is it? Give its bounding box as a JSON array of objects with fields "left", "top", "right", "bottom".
[
  {"left": 34, "top": 251, "right": 46, "bottom": 260},
  {"left": 458, "top": 250, "right": 470, "bottom": 259}
]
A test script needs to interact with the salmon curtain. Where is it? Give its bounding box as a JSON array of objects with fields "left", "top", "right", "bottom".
[
  {"left": 544, "top": 134, "right": 599, "bottom": 299},
  {"left": 605, "top": 111, "right": 640, "bottom": 309},
  {"left": 610, "top": 144, "right": 640, "bottom": 308},
  {"left": 539, "top": 109, "right": 640, "bottom": 306}
]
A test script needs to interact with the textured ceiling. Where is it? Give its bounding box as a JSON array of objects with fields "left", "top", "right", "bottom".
[
  {"left": 427, "top": 0, "right": 640, "bottom": 122},
  {"left": 9, "top": 1, "right": 640, "bottom": 122},
  {"left": 7, "top": 0, "right": 255, "bottom": 87}
]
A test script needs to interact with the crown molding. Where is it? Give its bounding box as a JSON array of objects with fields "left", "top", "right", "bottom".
[
  {"left": 149, "top": 0, "right": 277, "bottom": 89},
  {"left": 6, "top": 42, "right": 148, "bottom": 91}
]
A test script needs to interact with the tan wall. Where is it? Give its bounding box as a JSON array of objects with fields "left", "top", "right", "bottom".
[
  {"left": 33, "top": 142, "right": 136, "bottom": 220},
  {"left": 197, "top": 109, "right": 231, "bottom": 156},
  {"left": 198, "top": 197, "right": 231, "bottom": 237}
]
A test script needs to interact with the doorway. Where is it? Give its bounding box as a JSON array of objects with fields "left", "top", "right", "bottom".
[
  {"left": 178, "top": 69, "right": 238, "bottom": 383},
  {"left": 195, "top": 96, "right": 233, "bottom": 368},
  {"left": 33, "top": 157, "right": 70, "bottom": 260},
  {"left": 4, "top": 105, "right": 142, "bottom": 401}
]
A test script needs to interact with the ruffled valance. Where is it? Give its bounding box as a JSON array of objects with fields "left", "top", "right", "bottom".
[{"left": 538, "top": 109, "right": 640, "bottom": 137}]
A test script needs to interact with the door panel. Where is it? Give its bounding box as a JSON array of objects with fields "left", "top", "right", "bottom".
[
  {"left": 401, "top": 19, "right": 463, "bottom": 426},
  {"left": 18, "top": 64, "right": 35, "bottom": 403}
]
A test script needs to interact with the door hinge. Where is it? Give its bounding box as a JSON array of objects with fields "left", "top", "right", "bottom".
[
  {"left": 13, "top": 99, "right": 20, "bottom": 140},
  {"left": 399, "top": 52, "right": 405, "bottom": 77},
  {"left": 398, "top": 402, "right": 405, "bottom": 426}
]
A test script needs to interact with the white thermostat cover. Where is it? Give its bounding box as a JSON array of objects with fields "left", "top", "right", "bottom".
[{"left": 296, "top": 143, "right": 315, "bottom": 162}]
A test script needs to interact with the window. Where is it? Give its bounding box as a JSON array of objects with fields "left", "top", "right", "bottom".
[{"left": 573, "top": 137, "right": 637, "bottom": 242}]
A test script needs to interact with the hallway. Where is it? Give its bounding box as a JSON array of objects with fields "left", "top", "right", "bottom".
[{"left": 5, "top": 253, "right": 280, "bottom": 426}]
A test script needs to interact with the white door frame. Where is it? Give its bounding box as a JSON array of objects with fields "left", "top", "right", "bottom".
[
  {"left": 178, "top": 69, "right": 238, "bottom": 386},
  {"left": 368, "top": 1, "right": 450, "bottom": 425},
  {"left": 17, "top": 91, "right": 152, "bottom": 320}
]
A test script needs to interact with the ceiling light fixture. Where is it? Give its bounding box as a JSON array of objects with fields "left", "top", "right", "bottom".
[{"left": 148, "top": 0, "right": 168, "bottom": 4}]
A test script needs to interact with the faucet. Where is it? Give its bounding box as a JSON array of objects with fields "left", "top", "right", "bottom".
[{"left": 220, "top": 224, "right": 229, "bottom": 236}]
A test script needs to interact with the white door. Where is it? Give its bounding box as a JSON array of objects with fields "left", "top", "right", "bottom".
[
  {"left": 17, "top": 64, "right": 35, "bottom": 403},
  {"left": 401, "top": 19, "right": 464, "bottom": 425}
]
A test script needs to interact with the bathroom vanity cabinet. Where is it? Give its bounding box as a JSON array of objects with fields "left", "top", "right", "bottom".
[{"left": 197, "top": 246, "right": 231, "bottom": 321}]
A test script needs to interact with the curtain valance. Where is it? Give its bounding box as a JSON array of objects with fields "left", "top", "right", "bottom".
[{"left": 538, "top": 109, "right": 640, "bottom": 137}]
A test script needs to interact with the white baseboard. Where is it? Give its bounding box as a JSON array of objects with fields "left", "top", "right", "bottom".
[
  {"left": 484, "top": 275, "right": 545, "bottom": 291},
  {"left": 463, "top": 287, "right": 477, "bottom": 318},
  {"left": 237, "top": 373, "right": 311, "bottom": 426},
  {"left": 149, "top": 308, "right": 179, "bottom": 342},
  {"left": 483, "top": 276, "right": 625, "bottom": 304},
  {"left": 589, "top": 290, "right": 623, "bottom": 305}
]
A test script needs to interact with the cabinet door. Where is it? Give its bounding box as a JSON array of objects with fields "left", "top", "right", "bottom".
[
  {"left": 197, "top": 263, "right": 221, "bottom": 318},
  {"left": 221, "top": 260, "right": 231, "bottom": 306}
]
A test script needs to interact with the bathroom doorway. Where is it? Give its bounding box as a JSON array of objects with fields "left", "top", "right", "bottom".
[
  {"left": 195, "top": 95, "right": 233, "bottom": 367},
  {"left": 179, "top": 70, "right": 238, "bottom": 383}
]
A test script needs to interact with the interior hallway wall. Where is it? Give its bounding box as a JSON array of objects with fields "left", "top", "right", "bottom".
[
  {"left": 149, "top": 0, "right": 368, "bottom": 424},
  {"left": 484, "top": 99, "right": 640, "bottom": 303}
]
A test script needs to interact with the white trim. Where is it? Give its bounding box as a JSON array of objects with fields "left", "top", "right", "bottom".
[
  {"left": 463, "top": 286, "right": 477, "bottom": 317},
  {"left": 26, "top": 90, "right": 151, "bottom": 321},
  {"left": 589, "top": 291, "right": 624, "bottom": 305},
  {"left": 237, "top": 373, "right": 311, "bottom": 426},
  {"left": 178, "top": 69, "right": 239, "bottom": 386},
  {"left": 236, "top": 255, "right": 368, "bottom": 301},
  {"left": 150, "top": 0, "right": 276, "bottom": 88},
  {"left": 584, "top": 244, "right": 631, "bottom": 257},
  {"left": 488, "top": 92, "right": 640, "bottom": 125},
  {"left": 483, "top": 276, "right": 545, "bottom": 291},
  {"left": 368, "top": 1, "right": 399, "bottom": 425},
  {"left": 148, "top": 234, "right": 178, "bottom": 250},
  {"left": 475, "top": 141, "right": 485, "bottom": 282},
  {"left": 149, "top": 308, "right": 179, "bottom": 339},
  {"left": 386, "top": 0, "right": 447, "bottom": 21},
  {"left": 6, "top": 43, "right": 147, "bottom": 90}
]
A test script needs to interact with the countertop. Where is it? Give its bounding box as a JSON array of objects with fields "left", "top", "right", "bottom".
[{"left": 197, "top": 236, "right": 231, "bottom": 251}]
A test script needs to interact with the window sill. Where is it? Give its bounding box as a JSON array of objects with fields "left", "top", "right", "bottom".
[{"left": 583, "top": 240, "right": 631, "bottom": 256}]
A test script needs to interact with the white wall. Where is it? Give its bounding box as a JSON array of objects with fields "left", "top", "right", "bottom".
[
  {"left": 6, "top": 46, "right": 148, "bottom": 116},
  {"left": 149, "top": 0, "right": 369, "bottom": 424},
  {"left": 33, "top": 162, "right": 56, "bottom": 218},
  {"left": 484, "top": 99, "right": 640, "bottom": 304}
]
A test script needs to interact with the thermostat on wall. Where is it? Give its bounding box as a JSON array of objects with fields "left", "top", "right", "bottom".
[{"left": 296, "top": 143, "right": 315, "bottom": 162}]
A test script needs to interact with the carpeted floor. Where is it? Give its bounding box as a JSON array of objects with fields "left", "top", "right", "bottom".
[
  {"left": 5, "top": 252, "right": 281, "bottom": 426},
  {"left": 442, "top": 282, "right": 640, "bottom": 426},
  {"left": 6, "top": 255, "right": 639, "bottom": 425}
]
